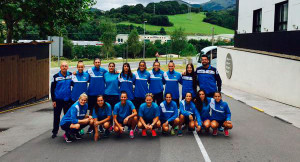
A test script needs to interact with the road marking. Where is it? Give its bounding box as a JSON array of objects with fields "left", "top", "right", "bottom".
[
  {"left": 252, "top": 106, "right": 264, "bottom": 112},
  {"left": 193, "top": 131, "right": 211, "bottom": 162},
  {"left": 0, "top": 100, "right": 49, "bottom": 114}
]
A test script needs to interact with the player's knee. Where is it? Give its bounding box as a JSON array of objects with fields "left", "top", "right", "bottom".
[
  {"left": 137, "top": 122, "right": 143, "bottom": 129},
  {"left": 156, "top": 120, "right": 161, "bottom": 128},
  {"left": 174, "top": 118, "right": 180, "bottom": 125},
  {"left": 204, "top": 120, "right": 211, "bottom": 129},
  {"left": 133, "top": 116, "right": 138, "bottom": 122},
  {"left": 162, "top": 125, "right": 169, "bottom": 132},
  {"left": 224, "top": 122, "right": 233, "bottom": 129},
  {"left": 104, "top": 122, "right": 110, "bottom": 129},
  {"left": 211, "top": 120, "right": 219, "bottom": 129},
  {"left": 189, "top": 121, "right": 195, "bottom": 129},
  {"left": 114, "top": 126, "right": 119, "bottom": 132}
]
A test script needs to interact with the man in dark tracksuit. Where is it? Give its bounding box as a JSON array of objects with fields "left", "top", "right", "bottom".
[
  {"left": 51, "top": 61, "right": 73, "bottom": 138},
  {"left": 196, "top": 55, "right": 222, "bottom": 98}
]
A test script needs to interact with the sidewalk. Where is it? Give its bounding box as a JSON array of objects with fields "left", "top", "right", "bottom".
[
  {"left": 222, "top": 85, "right": 300, "bottom": 129},
  {"left": 0, "top": 102, "right": 53, "bottom": 157}
]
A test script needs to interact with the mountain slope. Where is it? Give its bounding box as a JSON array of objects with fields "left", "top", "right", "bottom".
[{"left": 201, "top": 0, "right": 236, "bottom": 11}]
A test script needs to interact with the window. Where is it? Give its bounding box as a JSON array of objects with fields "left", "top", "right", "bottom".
[
  {"left": 274, "top": 1, "right": 288, "bottom": 31},
  {"left": 253, "top": 9, "right": 262, "bottom": 33}
]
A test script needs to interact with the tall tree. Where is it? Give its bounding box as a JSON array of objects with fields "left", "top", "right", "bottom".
[
  {"left": 171, "top": 27, "right": 187, "bottom": 55},
  {"left": 127, "top": 29, "right": 142, "bottom": 58},
  {"left": 99, "top": 19, "right": 117, "bottom": 59},
  {"left": 0, "top": 0, "right": 96, "bottom": 43}
]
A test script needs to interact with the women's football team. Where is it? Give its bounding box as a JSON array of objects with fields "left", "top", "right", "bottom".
[{"left": 59, "top": 58, "right": 233, "bottom": 143}]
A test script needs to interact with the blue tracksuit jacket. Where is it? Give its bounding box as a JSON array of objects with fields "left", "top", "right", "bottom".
[
  {"left": 164, "top": 70, "right": 182, "bottom": 100},
  {"left": 51, "top": 71, "right": 72, "bottom": 101},
  {"left": 210, "top": 99, "right": 231, "bottom": 121},
  {"left": 71, "top": 71, "right": 89, "bottom": 102},
  {"left": 196, "top": 65, "right": 222, "bottom": 94},
  {"left": 179, "top": 100, "right": 202, "bottom": 126},
  {"left": 159, "top": 101, "right": 178, "bottom": 122},
  {"left": 60, "top": 101, "right": 88, "bottom": 126},
  {"left": 87, "top": 66, "right": 107, "bottom": 96},
  {"left": 149, "top": 69, "right": 165, "bottom": 95},
  {"left": 133, "top": 70, "right": 150, "bottom": 98}
]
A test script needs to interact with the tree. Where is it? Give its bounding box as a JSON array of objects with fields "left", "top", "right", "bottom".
[
  {"left": 160, "top": 28, "right": 166, "bottom": 35},
  {"left": 63, "top": 37, "right": 74, "bottom": 59},
  {"left": 171, "top": 27, "right": 187, "bottom": 55},
  {"left": 99, "top": 19, "right": 117, "bottom": 59},
  {"left": 182, "top": 43, "right": 197, "bottom": 56},
  {"left": 0, "top": 0, "right": 96, "bottom": 43},
  {"left": 127, "top": 29, "right": 142, "bottom": 58}
]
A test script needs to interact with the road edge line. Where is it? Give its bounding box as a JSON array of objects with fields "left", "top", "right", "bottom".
[
  {"left": 193, "top": 131, "right": 211, "bottom": 162},
  {"left": 0, "top": 100, "right": 49, "bottom": 114}
]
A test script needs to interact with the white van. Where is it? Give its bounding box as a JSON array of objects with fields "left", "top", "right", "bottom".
[{"left": 196, "top": 46, "right": 217, "bottom": 68}]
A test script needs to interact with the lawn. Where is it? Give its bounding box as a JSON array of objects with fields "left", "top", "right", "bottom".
[{"left": 118, "top": 12, "right": 234, "bottom": 35}]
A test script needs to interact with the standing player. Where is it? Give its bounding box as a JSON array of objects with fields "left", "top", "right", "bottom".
[
  {"left": 133, "top": 60, "right": 150, "bottom": 112},
  {"left": 71, "top": 61, "right": 89, "bottom": 105},
  {"left": 104, "top": 62, "right": 120, "bottom": 109},
  {"left": 164, "top": 61, "right": 182, "bottom": 106},
  {"left": 196, "top": 55, "right": 222, "bottom": 97},
  {"left": 149, "top": 61, "right": 165, "bottom": 105},
  {"left": 118, "top": 63, "right": 136, "bottom": 101},
  {"left": 51, "top": 61, "right": 72, "bottom": 138},
  {"left": 182, "top": 63, "right": 197, "bottom": 98}
]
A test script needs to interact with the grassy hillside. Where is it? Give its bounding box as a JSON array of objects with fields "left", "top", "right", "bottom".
[{"left": 118, "top": 13, "right": 234, "bottom": 35}]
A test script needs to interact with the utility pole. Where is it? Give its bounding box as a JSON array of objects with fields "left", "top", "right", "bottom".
[
  {"left": 154, "top": 3, "right": 155, "bottom": 15},
  {"left": 211, "top": 27, "right": 215, "bottom": 63},
  {"left": 143, "top": 21, "right": 147, "bottom": 59}
]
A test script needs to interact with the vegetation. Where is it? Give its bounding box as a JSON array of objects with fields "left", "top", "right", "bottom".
[
  {"left": 119, "top": 13, "right": 234, "bottom": 35},
  {"left": 203, "top": 9, "right": 236, "bottom": 30}
]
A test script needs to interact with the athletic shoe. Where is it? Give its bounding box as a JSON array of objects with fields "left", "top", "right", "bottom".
[
  {"left": 174, "top": 126, "right": 178, "bottom": 130},
  {"left": 75, "top": 132, "right": 83, "bottom": 140},
  {"left": 205, "top": 128, "right": 210, "bottom": 133},
  {"left": 135, "top": 126, "right": 139, "bottom": 133},
  {"left": 177, "top": 130, "right": 183, "bottom": 136},
  {"left": 218, "top": 127, "right": 224, "bottom": 132},
  {"left": 129, "top": 130, "right": 134, "bottom": 139},
  {"left": 80, "top": 129, "right": 85, "bottom": 135},
  {"left": 86, "top": 128, "right": 93, "bottom": 134},
  {"left": 224, "top": 129, "right": 229, "bottom": 137},
  {"left": 212, "top": 129, "right": 218, "bottom": 136},
  {"left": 162, "top": 131, "right": 168, "bottom": 135},
  {"left": 170, "top": 129, "right": 175, "bottom": 136},
  {"left": 142, "top": 129, "right": 147, "bottom": 136},
  {"left": 63, "top": 133, "right": 73, "bottom": 143},
  {"left": 109, "top": 126, "right": 113, "bottom": 132},
  {"left": 151, "top": 130, "right": 157, "bottom": 137},
  {"left": 104, "top": 129, "right": 110, "bottom": 138},
  {"left": 99, "top": 126, "right": 104, "bottom": 133},
  {"left": 51, "top": 134, "right": 57, "bottom": 139}
]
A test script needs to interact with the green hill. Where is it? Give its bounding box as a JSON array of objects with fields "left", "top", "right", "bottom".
[{"left": 118, "top": 12, "right": 234, "bottom": 35}]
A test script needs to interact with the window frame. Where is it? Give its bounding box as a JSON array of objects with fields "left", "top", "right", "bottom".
[{"left": 274, "top": 1, "right": 289, "bottom": 32}]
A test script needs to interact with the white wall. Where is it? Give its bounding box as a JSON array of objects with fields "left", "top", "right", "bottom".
[
  {"left": 238, "top": 0, "right": 300, "bottom": 33},
  {"left": 217, "top": 46, "right": 300, "bottom": 107}
]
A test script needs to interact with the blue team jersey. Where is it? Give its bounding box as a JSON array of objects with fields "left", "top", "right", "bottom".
[
  {"left": 113, "top": 100, "right": 135, "bottom": 121},
  {"left": 92, "top": 102, "right": 112, "bottom": 120},
  {"left": 159, "top": 101, "right": 178, "bottom": 122},
  {"left": 182, "top": 75, "right": 196, "bottom": 98},
  {"left": 179, "top": 100, "right": 202, "bottom": 125},
  {"left": 51, "top": 71, "right": 72, "bottom": 101},
  {"left": 138, "top": 102, "right": 160, "bottom": 122},
  {"left": 71, "top": 71, "right": 89, "bottom": 102},
  {"left": 199, "top": 98, "right": 212, "bottom": 121},
  {"left": 133, "top": 70, "right": 150, "bottom": 98},
  {"left": 149, "top": 69, "right": 165, "bottom": 94},
  {"left": 87, "top": 66, "right": 107, "bottom": 96},
  {"left": 196, "top": 65, "right": 222, "bottom": 94},
  {"left": 60, "top": 101, "right": 88, "bottom": 126},
  {"left": 164, "top": 70, "right": 182, "bottom": 99},
  {"left": 104, "top": 72, "right": 120, "bottom": 96},
  {"left": 210, "top": 99, "right": 231, "bottom": 121},
  {"left": 118, "top": 73, "right": 136, "bottom": 100}
]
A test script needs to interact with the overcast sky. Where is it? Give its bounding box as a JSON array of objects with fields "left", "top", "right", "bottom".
[{"left": 94, "top": 0, "right": 209, "bottom": 11}]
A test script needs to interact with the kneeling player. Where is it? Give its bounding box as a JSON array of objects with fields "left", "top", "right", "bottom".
[
  {"left": 60, "top": 93, "right": 94, "bottom": 143},
  {"left": 210, "top": 92, "right": 233, "bottom": 136},
  {"left": 93, "top": 95, "right": 112, "bottom": 141},
  {"left": 113, "top": 92, "right": 138, "bottom": 138},
  {"left": 178, "top": 92, "right": 202, "bottom": 136},
  {"left": 138, "top": 94, "right": 161, "bottom": 137},
  {"left": 159, "top": 93, "right": 179, "bottom": 135}
]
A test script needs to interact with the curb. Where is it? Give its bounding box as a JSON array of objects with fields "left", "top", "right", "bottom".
[{"left": 0, "top": 100, "right": 50, "bottom": 114}]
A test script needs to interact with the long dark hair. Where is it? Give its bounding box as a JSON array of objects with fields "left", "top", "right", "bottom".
[
  {"left": 195, "top": 90, "right": 208, "bottom": 112},
  {"left": 184, "top": 63, "right": 197, "bottom": 93},
  {"left": 121, "top": 63, "right": 133, "bottom": 79},
  {"left": 94, "top": 95, "right": 108, "bottom": 115}
]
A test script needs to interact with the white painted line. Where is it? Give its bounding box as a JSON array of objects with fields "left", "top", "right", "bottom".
[{"left": 193, "top": 131, "right": 211, "bottom": 162}]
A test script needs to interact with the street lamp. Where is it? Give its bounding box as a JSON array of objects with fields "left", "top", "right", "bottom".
[{"left": 143, "top": 21, "right": 147, "bottom": 59}]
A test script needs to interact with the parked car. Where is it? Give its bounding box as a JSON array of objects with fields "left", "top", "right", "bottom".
[{"left": 196, "top": 46, "right": 217, "bottom": 67}]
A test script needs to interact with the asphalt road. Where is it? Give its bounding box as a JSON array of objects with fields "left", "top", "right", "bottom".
[{"left": 1, "top": 95, "right": 299, "bottom": 162}]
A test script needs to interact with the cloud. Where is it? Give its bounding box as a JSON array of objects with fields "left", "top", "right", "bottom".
[{"left": 94, "top": 0, "right": 209, "bottom": 11}]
